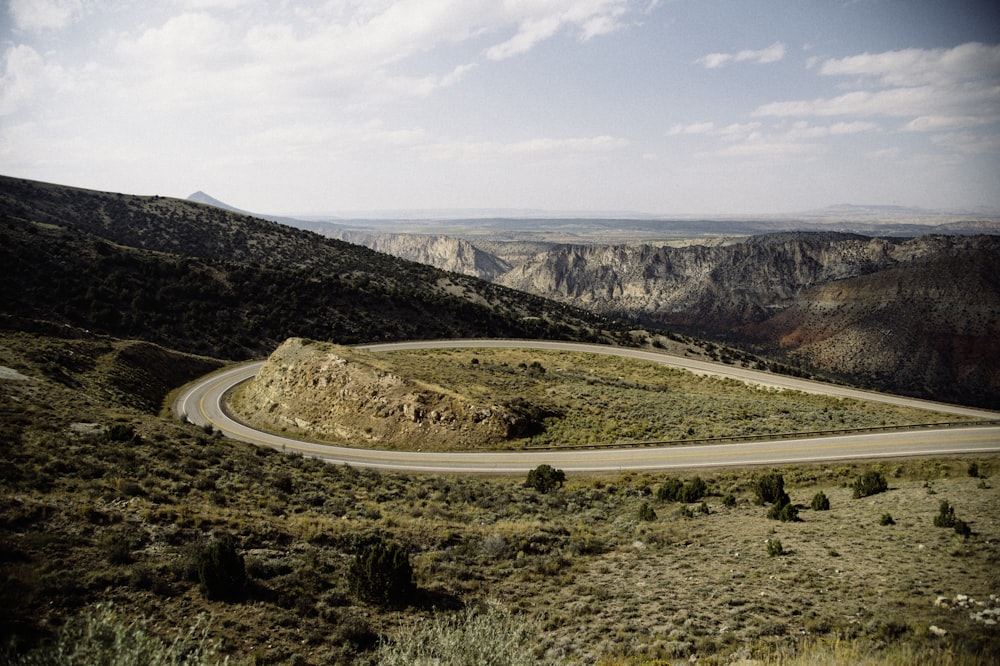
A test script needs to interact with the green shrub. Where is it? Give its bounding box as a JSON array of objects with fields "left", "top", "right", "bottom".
[
  {"left": 525, "top": 464, "right": 565, "bottom": 494},
  {"left": 638, "top": 502, "right": 657, "bottom": 521},
  {"left": 721, "top": 493, "right": 737, "bottom": 508},
  {"left": 810, "top": 491, "right": 830, "bottom": 511},
  {"left": 852, "top": 471, "right": 888, "bottom": 498},
  {"left": 954, "top": 518, "right": 971, "bottom": 538},
  {"left": 967, "top": 461, "right": 980, "bottom": 478},
  {"left": 933, "top": 500, "right": 956, "bottom": 528},
  {"left": 753, "top": 473, "right": 785, "bottom": 505},
  {"left": 767, "top": 499, "right": 800, "bottom": 522},
  {"left": 105, "top": 423, "right": 138, "bottom": 444},
  {"left": 657, "top": 478, "right": 683, "bottom": 502},
  {"left": 880, "top": 513, "right": 895, "bottom": 526},
  {"left": 196, "top": 533, "right": 246, "bottom": 601},
  {"left": 681, "top": 476, "right": 707, "bottom": 503},
  {"left": 767, "top": 539, "right": 784, "bottom": 557},
  {"left": 348, "top": 538, "right": 415, "bottom": 606}
]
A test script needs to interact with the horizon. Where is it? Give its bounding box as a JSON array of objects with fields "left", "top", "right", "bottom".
[{"left": 2, "top": 1, "right": 999, "bottom": 215}]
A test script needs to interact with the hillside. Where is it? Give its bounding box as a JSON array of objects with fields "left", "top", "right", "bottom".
[
  {"left": 495, "top": 233, "right": 1000, "bottom": 407},
  {"left": 0, "top": 176, "right": 623, "bottom": 359}
]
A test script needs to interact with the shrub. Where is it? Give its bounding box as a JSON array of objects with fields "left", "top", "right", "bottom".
[
  {"left": 967, "top": 461, "right": 980, "bottom": 478},
  {"left": 371, "top": 602, "right": 534, "bottom": 666},
  {"left": 105, "top": 423, "right": 138, "bottom": 444},
  {"left": 767, "top": 539, "right": 784, "bottom": 557},
  {"left": 681, "top": 476, "right": 707, "bottom": 503},
  {"left": 880, "top": 513, "right": 895, "bottom": 526},
  {"left": 767, "top": 499, "right": 799, "bottom": 522},
  {"left": 525, "top": 464, "right": 565, "bottom": 494},
  {"left": 933, "top": 500, "right": 956, "bottom": 528},
  {"left": 722, "top": 493, "right": 737, "bottom": 508},
  {"left": 852, "top": 471, "right": 888, "bottom": 498},
  {"left": 657, "top": 478, "right": 683, "bottom": 502},
  {"left": 196, "top": 533, "right": 246, "bottom": 601},
  {"left": 638, "top": 502, "right": 657, "bottom": 522},
  {"left": 954, "top": 518, "right": 971, "bottom": 538},
  {"left": 4, "top": 603, "right": 221, "bottom": 666},
  {"left": 810, "top": 491, "right": 830, "bottom": 511},
  {"left": 753, "top": 473, "right": 785, "bottom": 505},
  {"left": 348, "top": 538, "right": 415, "bottom": 606}
]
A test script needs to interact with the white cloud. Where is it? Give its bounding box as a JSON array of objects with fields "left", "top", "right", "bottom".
[
  {"left": 697, "top": 42, "right": 785, "bottom": 68},
  {"left": 0, "top": 44, "right": 72, "bottom": 116},
  {"left": 419, "top": 134, "right": 630, "bottom": 162},
  {"left": 9, "top": 0, "right": 82, "bottom": 31},
  {"left": 666, "top": 121, "right": 715, "bottom": 135},
  {"left": 819, "top": 42, "right": 1000, "bottom": 87}
]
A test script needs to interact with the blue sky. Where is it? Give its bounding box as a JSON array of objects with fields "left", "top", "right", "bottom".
[{"left": 2, "top": 0, "right": 998, "bottom": 215}]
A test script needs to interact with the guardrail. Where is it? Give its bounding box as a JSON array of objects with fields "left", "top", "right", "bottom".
[{"left": 522, "top": 419, "right": 1000, "bottom": 451}]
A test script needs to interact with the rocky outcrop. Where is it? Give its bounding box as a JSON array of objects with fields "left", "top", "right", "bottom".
[
  {"left": 495, "top": 232, "right": 1000, "bottom": 406},
  {"left": 232, "top": 338, "right": 547, "bottom": 449},
  {"left": 321, "top": 230, "right": 512, "bottom": 281}
]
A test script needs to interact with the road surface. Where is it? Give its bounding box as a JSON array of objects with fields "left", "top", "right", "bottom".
[{"left": 173, "top": 340, "right": 1000, "bottom": 473}]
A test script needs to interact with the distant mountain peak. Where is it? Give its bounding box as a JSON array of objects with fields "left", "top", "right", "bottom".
[{"left": 187, "top": 191, "right": 244, "bottom": 213}]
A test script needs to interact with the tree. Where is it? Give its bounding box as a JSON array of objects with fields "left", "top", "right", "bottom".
[
  {"left": 852, "top": 471, "right": 888, "bottom": 498},
  {"left": 753, "top": 472, "right": 785, "bottom": 505},
  {"left": 525, "top": 464, "right": 565, "bottom": 494}
]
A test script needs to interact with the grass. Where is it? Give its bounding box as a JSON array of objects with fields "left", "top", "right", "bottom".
[{"left": 2, "top": 329, "right": 999, "bottom": 664}]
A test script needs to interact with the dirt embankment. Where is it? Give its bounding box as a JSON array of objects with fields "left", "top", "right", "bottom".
[{"left": 231, "top": 338, "right": 540, "bottom": 449}]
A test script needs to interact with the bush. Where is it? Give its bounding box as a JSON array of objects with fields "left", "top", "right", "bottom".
[
  {"left": 371, "top": 602, "right": 534, "bottom": 666},
  {"left": 810, "top": 491, "right": 830, "bottom": 511},
  {"left": 657, "top": 476, "right": 707, "bottom": 503},
  {"left": 638, "top": 502, "right": 657, "bottom": 522},
  {"left": 348, "top": 538, "right": 415, "bottom": 606},
  {"left": 657, "top": 478, "right": 683, "bottom": 502},
  {"left": 525, "top": 464, "right": 565, "bottom": 494},
  {"left": 681, "top": 476, "right": 707, "bottom": 503},
  {"left": 105, "top": 423, "right": 138, "bottom": 444},
  {"left": 933, "top": 500, "right": 956, "bottom": 528},
  {"left": 196, "top": 533, "right": 246, "bottom": 601},
  {"left": 4, "top": 603, "right": 221, "bottom": 666},
  {"left": 721, "top": 493, "right": 737, "bottom": 508},
  {"left": 967, "top": 461, "right": 980, "bottom": 478},
  {"left": 767, "top": 539, "right": 784, "bottom": 557},
  {"left": 852, "top": 471, "right": 888, "bottom": 498},
  {"left": 767, "top": 499, "right": 799, "bottom": 522},
  {"left": 753, "top": 473, "right": 785, "bottom": 505},
  {"left": 880, "top": 513, "right": 895, "bottom": 526},
  {"left": 954, "top": 518, "right": 971, "bottom": 538}
]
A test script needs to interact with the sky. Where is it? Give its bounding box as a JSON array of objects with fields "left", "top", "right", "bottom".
[{"left": 2, "top": 0, "right": 999, "bottom": 216}]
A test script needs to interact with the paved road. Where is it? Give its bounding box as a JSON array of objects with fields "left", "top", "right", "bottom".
[{"left": 174, "top": 340, "right": 1000, "bottom": 473}]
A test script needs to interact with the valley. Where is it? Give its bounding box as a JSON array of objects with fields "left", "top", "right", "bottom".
[{"left": 1, "top": 175, "right": 999, "bottom": 665}]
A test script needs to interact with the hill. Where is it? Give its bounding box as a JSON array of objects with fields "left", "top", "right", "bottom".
[{"left": 0, "top": 175, "right": 624, "bottom": 359}]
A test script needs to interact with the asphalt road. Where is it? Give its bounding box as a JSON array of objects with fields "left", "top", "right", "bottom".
[{"left": 174, "top": 340, "right": 1000, "bottom": 473}]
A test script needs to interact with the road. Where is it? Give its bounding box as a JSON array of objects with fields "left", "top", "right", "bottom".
[{"left": 173, "top": 340, "right": 1000, "bottom": 473}]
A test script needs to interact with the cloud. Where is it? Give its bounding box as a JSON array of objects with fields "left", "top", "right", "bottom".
[
  {"left": 419, "top": 134, "right": 630, "bottom": 163},
  {"left": 9, "top": 0, "right": 82, "bottom": 31},
  {"left": 0, "top": 44, "right": 72, "bottom": 116},
  {"left": 697, "top": 42, "right": 786, "bottom": 69},
  {"left": 753, "top": 42, "right": 1000, "bottom": 128}
]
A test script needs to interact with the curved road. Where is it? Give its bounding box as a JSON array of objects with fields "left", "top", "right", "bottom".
[{"left": 174, "top": 340, "right": 1000, "bottom": 473}]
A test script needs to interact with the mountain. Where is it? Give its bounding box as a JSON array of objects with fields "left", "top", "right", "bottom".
[
  {"left": 0, "top": 175, "right": 624, "bottom": 360},
  {"left": 495, "top": 232, "right": 1000, "bottom": 407}
]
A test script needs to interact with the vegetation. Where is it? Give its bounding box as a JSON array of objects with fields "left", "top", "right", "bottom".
[
  {"left": 853, "top": 470, "right": 889, "bottom": 498},
  {"left": 811, "top": 491, "right": 831, "bottom": 511},
  {"left": 196, "top": 534, "right": 247, "bottom": 601},
  {"left": 347, "top": 539, "right": 416, "bottom": 606},
  {"left": 526, "top": 464, "right": 566, "bottom": 494}
]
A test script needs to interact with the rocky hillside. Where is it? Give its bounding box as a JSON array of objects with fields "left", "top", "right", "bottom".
[
  {"left": 495, "top": 233, "right": 1000, "bottom": 407},
  {"left": 232, "top": 338, "right": 548, "bottom": 449},
  {"left": 0, "top": 176, "right": 624, "bottom": 359}
]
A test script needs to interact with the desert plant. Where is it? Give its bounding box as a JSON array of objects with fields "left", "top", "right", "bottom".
[
  {"left": 967, "top": 461, "right": 980, "bottom": 478},
  {"left": 852, "top": 471, "right": 888, "bottom": 498},
  {"left": 348, "top": 538, "right": 415, "bottom": 606},
  {"left": 638, "top": 502, "right": 657, "bottom": 521},
  {"left": 767, "top": 539, "right": 784, "bottom": 557},
  {"left": 933, "top": 500, "right": 956, "bottom": 528},
  {"left": 105, "top": 423, "right": 138, "bottom": 444},
  {"left": 4, "top": 603, "right": 221, "bottom": 665},
  {"left": 721, "top": 493, "right": 737, "bottom": 507},
  {"left": 196, "top": 533, "right": 246, "bottom": 601},
  {"left": 810, "top": 491, "right": 830, "bottom": 511},
  {"left": 767, "top": 499, "right": 800, "bottom": 522},
  {"left": 681, "top": 476, "right": 708, "bottom": 503},
  {"left": 880, "top": 513, "right": 895, "bottom": 526},
  {"left": 953, "top": 518, "right": 971, "bottom": 538},
  {"left": 371, "top": 602, "right": 534, "bottom": 666},
  {"left": 657, "top": 478, "right": 683, "bottom": 502},
  {"left": 525, "top": 464, "right": 565, "bottom": 494},
  {"left": 753, "top": 472, "right": 785, "bottom": 505}
]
